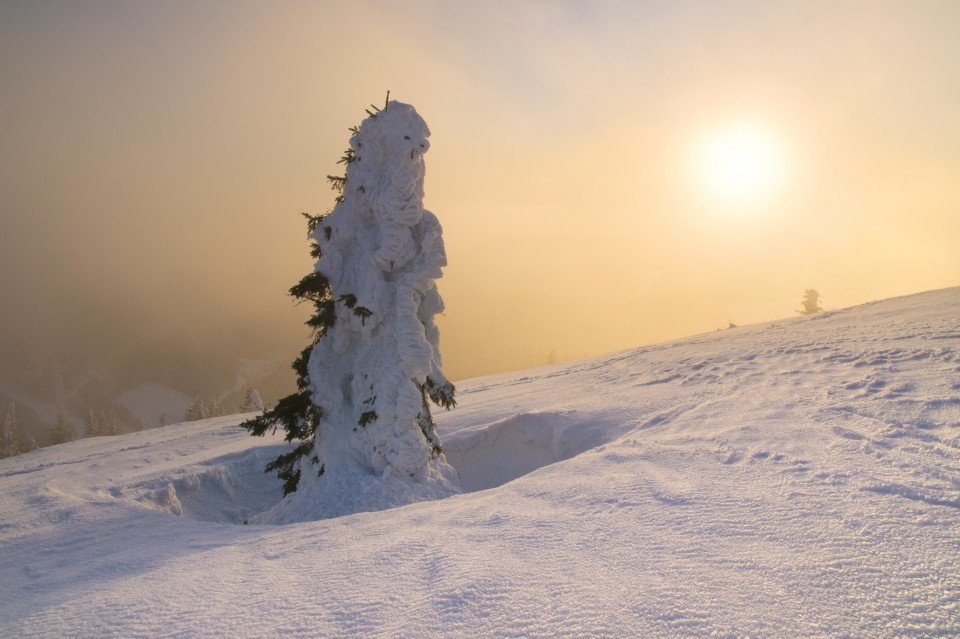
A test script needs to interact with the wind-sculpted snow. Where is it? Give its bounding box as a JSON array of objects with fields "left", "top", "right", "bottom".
[
  {"left": 443, "top": 411, "right": 619, "bottom": 492},
  {"left": 135, "top": 446, "right": 284, "bottom": 523},
  {"left": 2, "top": 288, "right": 960, "bottom": 637}
]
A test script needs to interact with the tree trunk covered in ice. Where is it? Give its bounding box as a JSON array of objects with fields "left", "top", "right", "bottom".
[{"left": 245, "top": 100, "right": 459, "bottom": 523}]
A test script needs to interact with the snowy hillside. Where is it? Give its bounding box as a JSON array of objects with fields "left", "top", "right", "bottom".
[{"left": 2, "top": 287, "right": 959, "bottom": 637}]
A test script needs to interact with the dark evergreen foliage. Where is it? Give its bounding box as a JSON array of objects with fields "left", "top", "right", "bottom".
[
  {"left": 241, "top": 202, "right": 339, "bottom": 494},
  {"left": 416, "top": 383, "right": 445, "bottom": 458},
  {"left": 425, "top": 377, "right": 457, "bottom": 411},
  {"left": 242, "top": 380, "right": 324, "bottom": 495}
]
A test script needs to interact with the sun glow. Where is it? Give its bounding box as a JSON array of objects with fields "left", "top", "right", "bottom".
[{"left": 694, "top": 122, "right": 787, "bottom": 211}]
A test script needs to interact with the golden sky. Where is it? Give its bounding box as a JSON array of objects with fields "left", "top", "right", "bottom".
[{"left": 2, "top": 0, "right": 959, "bottom": 381}]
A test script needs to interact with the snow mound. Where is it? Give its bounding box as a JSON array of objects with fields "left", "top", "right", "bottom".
[
  {"left": 126, "top": 412, "right": 615, "bottom": 523},
  {"left": 444, "top": 411, "right": 616, "bottom": 492},
  {"left": 131, "top": 410, "right": 620, "bottom": 525},
  {"left": 135, "top": 446, "right": 285, "bottom": 523}
]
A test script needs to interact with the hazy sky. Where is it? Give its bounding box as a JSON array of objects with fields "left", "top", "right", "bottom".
[{"left": 2, "top": 0, "right": 958, "bottom": 382}]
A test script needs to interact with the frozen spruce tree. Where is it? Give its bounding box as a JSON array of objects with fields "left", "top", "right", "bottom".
[
  {"left": 50, "top": 405, "right": 78, "bottom": 446},
  {"left": 241, "top": 388, "right": 264, "bottom": 413},
  {"left": 797, "top": 289, "right": 823, "bottom": 315},
  {"left": 243, "top": 97, "right": 460, "bottom": 523}
]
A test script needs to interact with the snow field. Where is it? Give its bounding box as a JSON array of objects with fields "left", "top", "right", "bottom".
[{"left": 1, "top": 287, "right": 959, "bottom": 637}]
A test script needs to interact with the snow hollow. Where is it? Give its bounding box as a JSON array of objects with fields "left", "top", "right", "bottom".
[{"left": 2, "top": 287, "right": 959, "bottom": 637}]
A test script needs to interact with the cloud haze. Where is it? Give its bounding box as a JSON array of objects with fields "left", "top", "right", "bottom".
[{"left": 1, "top": 0, "right": 958, "bottom": 392}]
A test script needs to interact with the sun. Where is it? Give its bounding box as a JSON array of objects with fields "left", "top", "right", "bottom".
[{"left": 694, "top": 121, "right": 787, "bottom": 211}]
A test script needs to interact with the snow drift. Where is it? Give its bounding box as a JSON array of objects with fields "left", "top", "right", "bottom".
[{"left": 2, "top": 287, "right": 959, "bottom": 637}]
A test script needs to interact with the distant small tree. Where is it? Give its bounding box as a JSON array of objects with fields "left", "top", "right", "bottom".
[
  {"left": 103, "top": 413, "right": 123, "bottom": 436},
  {"left": 99, "top": 409, "right": 109, "bottom": 430},
  {"left": 1, "top": 402, "right": 36, "bottom": 457},
  {"left": 84, "top": 409, "right": 102, "bottom": 437},
  {"left": 159, "top": 413, "right": 169, "bottom": 427},
  {"left": 112, "top": 402, "right": 143, "bottom": 432},
  {"left": 50, "top": 405, "right": 79, "bottom": 445},
  {"left": 241, "top": 388, "right": 264, "bottom": 413},
  {"left": 0, "top": 403, "right": 13, "bottom": 458},
  {"left": 20, "top": 431, "right": 38, "bottom": 454},
  {"left": 1, "top": 402, "right": 19, "bottom": 457},
  {"left": 183, "top": 393, "right": 207, "bottom": 422},
  {"left": 797, "top": 289, "right": 823, "bottom": 315}
]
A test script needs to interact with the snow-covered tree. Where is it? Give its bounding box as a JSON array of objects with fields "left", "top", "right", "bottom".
[
  {"left": 50, "top": 405, "right": 78, "bottom": 445},
  {"left": 83, "top": 409, "right": 102, "bottom": 438},
  {"left": 112, "top": 402, "right": 144, "bottom": 431},
  {"left": 103, "top": 413, "right": 123, "bottom": 436},
  {"left": 1, "top": 402, "right": 19, "bottom": 458},
  {"left": 183, "top": 393, "right": 208, "bottom": 422},
  {"left": 243, "top": 97, "right": 459, "bottom": 521},
  {"left": 241, "top": 388, "right": 264, "bottom": 413},
  {"left": 798, "top": 289, "right": 823, "bottom": 315},
  {"left": 208, "top": 399, "right": 225, "bottom": 418},
  {"left": 21, "top": 432, "right": 38, "bottom": 454},
  {"left": 98, "top": 409, "right": 109, "bottom": 434},
  {"left": 183, "top": 393, "right": 226, "bottom": 421},
  {"left": 1, "top": 402, "right": 36, "bottom": 457}
]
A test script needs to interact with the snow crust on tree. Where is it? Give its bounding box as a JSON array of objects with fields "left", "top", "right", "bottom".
[
  {"left": 0, "top": 403, "right": 19, "bottom": 458},
  {"left": 183, "top": 393, "right": 208, "bottom": 422},
  {"left": 0, "top": 402, "right": 36, "bottom": 457},
  {"left": 798, "top": 288, "right": 823, "bottom": 315},
  {"left": 49, "top": 405, "right": 78, "bottom": 446},
  {"left": 245, "top": 389, "right": 264, "bottom": 412},
  {"left": 257, "top": 101, "right": 459, "bottom": 523}
]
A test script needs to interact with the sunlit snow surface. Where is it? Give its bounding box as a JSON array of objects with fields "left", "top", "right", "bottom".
[{"left": 3, "top": 288, "right": 960, "bottom": 637}]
